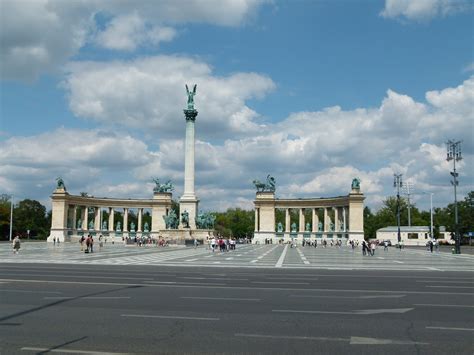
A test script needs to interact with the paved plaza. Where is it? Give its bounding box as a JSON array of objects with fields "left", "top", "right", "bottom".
[{"left": 0, "top": 241, "right": 473, "bottom": 271}]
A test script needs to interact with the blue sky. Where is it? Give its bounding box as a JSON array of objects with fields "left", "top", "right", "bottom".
[{"left": 0, "top": 0, "right": 473, "bottom": 213}]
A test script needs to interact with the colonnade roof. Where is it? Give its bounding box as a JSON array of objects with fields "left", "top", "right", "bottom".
[{"left": 52, "top": 192, "right": 169, "bottom": 209}]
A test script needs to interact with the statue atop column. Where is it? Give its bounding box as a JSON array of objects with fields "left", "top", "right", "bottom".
[
  {"left": 185, "top": 84, "right": 197, "bottom": 110},
  {"left": 253, "top": 175, "right": 276, "bottom": 192},
  {"left": 56, "top": 177, "right": 66, "bottom": 191}
]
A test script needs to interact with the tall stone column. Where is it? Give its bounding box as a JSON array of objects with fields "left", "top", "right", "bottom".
[
  {"left": 123, "top": 208, "right": 129, "bottom": 232},
  {"left": 138, "top": 208, "right": 143, "bottom": 232},
  {"left": 82, "top": 207, "right": 88, "bottom": 230},
  {"left": 323, "top": 208, "right": 329, "bottom": 232},
  {"left": 94, "top": 207, "right": 101, "bottom": 231},
  {"left": 254, "top": 208, "right": 259, "bottom": 232},
  {"left": 343, "top": 207, "right": 347, "bottom": 232},
  {"left": 72, "top": 205, "right": 77, "bottom": 230},
  {"left": 299, "top": 209, "right": 305, "bottom": 232},
  {"left": 108, "top": 208, "right": 114, "bottom": 232},
  {"left": 312, "top": 208, "right": 318, "bottom": 233},
  {"left": 334, "top": 207, "right": 339, "bottom": 233},
  {"left": 285, "top": 209, "right": 290, "bottom": 233},
  {"left": 179, "top": 106, "right": 199, "bottom": 229}
]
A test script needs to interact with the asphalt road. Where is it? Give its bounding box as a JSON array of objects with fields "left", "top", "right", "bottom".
[{"left": 0, "top": 264, "right": 473, "bottom": 354}]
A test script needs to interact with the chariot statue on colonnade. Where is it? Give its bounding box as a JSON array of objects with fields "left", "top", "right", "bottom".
[
  {"left": 253, "top": 174, "right": 276, "bottom": 192},
  {"left": 152, "top": 178, "right": 174, "bottom": 193}
]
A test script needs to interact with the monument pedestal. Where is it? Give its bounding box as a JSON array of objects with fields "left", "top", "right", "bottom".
[{"left": 179, "top": 196, "right": 199, "bottom": 229}]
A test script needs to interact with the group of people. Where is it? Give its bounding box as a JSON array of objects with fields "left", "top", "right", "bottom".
[
  {"left": 80, "top": 234, "right": 94, "bottom": 253},
  {"left": 361, "top": 240, "right": 376, "bottom": 256},
  {"left": 209, "top": 237, "right": 237, "bottom": 252}
]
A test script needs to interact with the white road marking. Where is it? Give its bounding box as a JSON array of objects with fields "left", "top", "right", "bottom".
[
  {"left": 426, "top": 285, "right": 474, "bottom": 289},
  {"left": 181, "top": 296, "right": 260, "bottom": 301},
  {"left": 273, "top": 308, "right": 413, "bottom": 315},
  {"left": 393, "top": 260, "right": 404, "bottom": 264},
  {"left": 275, "top": 244, "right": 288, "bottom": 268},
  {"left": 252, "top": 281, "right": 309, "bottom": 285},
  {"left": 1, "top": 289, "right": 62, "bottom": 294},
  {"left": 426, "top": 326, "right": 474, "bottom": 331},
  {"left": 417, "top": 280, "right": 474, "bottom": 284},
  {"left": 185, "top": 259, "right": 198, "bottom": 262},
  {"left": 21, "top": 347, "right": 131, "bottom": 354},
  {"left": 122, "top": 314, "right": 219, "bottom": 321},
  {"left": 415, "top": 303, "right": 474, "bottom": 308},
  {"left": 43, "top": 296, "right": 130, "bottom": 300},
  {"left": 225, "top": 257, "right": 234, "bottom": 260},
  {"left": 250, "top": 260, "right": 258, "bottom": 263},
  {"left": 234, "top": 334, "right": 428, "bottom": 345},
  {"left": 349, "top": 336, "right": 428, "bottom": 345}
]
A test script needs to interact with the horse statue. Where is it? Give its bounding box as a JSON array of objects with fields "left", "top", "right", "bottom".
[
  {"left": 181, "top": 210, "right": 190, "bottom": 228},
  {"left": 56, "top": 177, "right": 66, "bottom": 190},
  {"left": 351, "top": 177, "right": 361, "bottom": 191},
  {"left": 153, "top": 178, "right": 174, "bottom": 193},
  {"left": 253, "top": 174, "right": 276, "bottom": 192}
]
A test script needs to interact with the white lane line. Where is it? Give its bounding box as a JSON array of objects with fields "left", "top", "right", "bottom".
[
  {"left": 1, "top": 289, "right": 62, "bottom": 294},
  {"left": 212, "top": 261, "right": 221, "bottom": 264},
  {"left": 415, "top": 304, "right": 474, "bottom": 308},
  {"left": 225, "top": 257, "right": 234, "bottom": 260},
  {"left": 296, "top": 248, "right": 310, "bottom": 265},
  {"left": 275, "top": 244, "right": 288, "bottom": 268},
  {"left": 426, "top": 285, "right": 474, "bottom": 289},
  {"left": 273, "top": 308, "right": 413, "bottom": 315},
  {"left": 393, "top": 261, "right": 404, "bottom": 264},
  {"left": 252, "top": 281, "right": 309, "bottom": 285},
  {"left": 181, "top": 296, "right": 260, "bottom": 301},
  {"left": 21, "top": 347, "right": 131, "bottom": 354},
  {"left": 121, "top": 314, "right": 219, "bottom": 321},
  {"left": 185, "top": 259, "right": 198, "bottom": 262},
  {"left": 234, "top": 333, "right": 428, "bottom": 345},
  {"left": 426, "top": 326, "right": 474, "bottom": 331},
  {"left": 290, "top": 294, "right": 406, "bottom": 299},
  {"left": 377, "top": 257, "right": 385, "bottom": 260},
  {"left": 250, "top": 260, "right": 258, "bottom": 263},
  {"left": 43, "top": 296, "right": 130, "bottom": 300},
  {"left": 417, "top": 280, "right": 474, "bottom": 284}
]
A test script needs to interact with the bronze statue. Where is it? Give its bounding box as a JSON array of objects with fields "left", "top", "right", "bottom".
[{"left": 185, "top": 84, "right": 197, "bottom": 110}]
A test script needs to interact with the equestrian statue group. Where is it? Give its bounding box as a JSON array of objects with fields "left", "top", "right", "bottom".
[{"left": 253, "top": 174, "right": 276, "bottom": 192}]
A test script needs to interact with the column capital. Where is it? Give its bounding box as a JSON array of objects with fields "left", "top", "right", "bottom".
[{"left": 183, "top": 109, "right": 198, "bottom": 121}]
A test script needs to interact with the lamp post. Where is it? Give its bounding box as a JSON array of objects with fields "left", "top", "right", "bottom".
[
  {"left": 402, "top": 181, "right": 414, "bottom": 227},
  {"left": 9, "top": 194, "right": 13, "bottom": 242},
  {"left": 394, "top": 174, "right": 403, "bottom": 244},
  {"left": 446, "top": 140, "right": 462, "bottom": 254}
]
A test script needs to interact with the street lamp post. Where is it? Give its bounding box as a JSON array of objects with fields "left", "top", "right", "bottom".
[
  {"left": 394, "top": 174, "right": 403, "bottom": 245},
  {"left": 446, "top": 140, "right": 462, "bottom": 254},
  {"left": 9, "top": 195, "right": 13, "bottom": 242}
]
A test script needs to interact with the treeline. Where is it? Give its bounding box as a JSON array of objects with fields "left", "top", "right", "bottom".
[{"left": 1, "top": 192, "right": 472, "bottom": 240}]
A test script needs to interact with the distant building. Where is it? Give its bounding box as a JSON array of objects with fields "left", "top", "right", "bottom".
[{"left": 376, "top": 226, "right": 452, "bottom": 246}]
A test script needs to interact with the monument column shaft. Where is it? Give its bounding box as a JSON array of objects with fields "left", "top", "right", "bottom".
[
  {"left": 183, "top": 120, "right": 195, "bottom": 197},
  {"left": 334, "top": 207, "right": 339, "bottom": 232},
  {"left": 285, "top": 209, "right": 290, "bottom": 233}
]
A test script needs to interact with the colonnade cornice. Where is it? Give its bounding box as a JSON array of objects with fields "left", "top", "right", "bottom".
[{"left": 54, "top": 194, "right": 163, "bottom": 209}]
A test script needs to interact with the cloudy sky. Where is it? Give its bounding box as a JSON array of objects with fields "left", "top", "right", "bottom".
[{"left": 0, "top": 0, "right": 473, "bottom": 213}]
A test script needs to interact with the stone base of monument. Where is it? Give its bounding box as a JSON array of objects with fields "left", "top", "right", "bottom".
[{"left": 253, "top": 232, "right": 364, "bottom": 245}]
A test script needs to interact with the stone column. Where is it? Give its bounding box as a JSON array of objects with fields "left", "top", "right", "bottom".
[
  {"left": 94, "top": 207, "right": 101, "bottom": 231},
  {"left": 138, "top": 208, "right": 143, "bottom": 232},
  {"left": 285, "top": 208, "right": 290, "bottom": 233},
  {"left": 323, "top": 207, "right": 329, "bottom": 232},
  {"left": 123, "top": 208, "right": 129, "bottom": 232},
  {"left": 82, "top": 207, "right": 88, "bottom": 230},
  {"left": 179, "top": 108, "right": 199, "bottom": 229},
  {"left": 299, "top": 209, "right": 305, "bottom": 232},
  {"left": 312, "top": 208, "right": 318, "bottom": 233},
  {"left": 108, "top": 208, "right": 114, "bottom": 232},
  {"left": 343, "top": 207, "right": 347, "bottom": 232},
  {"left": 72, "top": 205, "right": 77, "bottom": 230},
  {"left": 334, "top": 207, "right": 339, "bottom": 233},
  {"left": 254, "top": 208, "right": 259, "bottom": 232}
]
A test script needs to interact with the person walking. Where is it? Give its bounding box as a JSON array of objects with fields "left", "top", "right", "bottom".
[
  {"left": 362, "top": 240, "right": 367, "bottom": 256},
  {"left": 383, "top": 241, "right": 388, "bottom": 251},
  {"left": 194, "top": 238, "right": 198, "bottom": 249},
  {"left": 370, "top": 242, "right": 376, "bottom": 256},
  {"left": 12, "top": 235, "right": 21, "bottom": 254}
]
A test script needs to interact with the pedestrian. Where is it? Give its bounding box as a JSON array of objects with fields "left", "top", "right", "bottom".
[
  {"left": 89, "top": 235, "right": 94, "bottom": 253},
  {"left": 99, "top": 234, "right": 103, "bottom": 249},
  {"left": 53, "top": 237, "right": 56, "bottom": 246},
  {"left": 80, "top": 235, "right": 85, "bottom": 251},
  {"left": 194, "top": 238, "right": 198, "bottom": 249},
  {"left": 429, "top": 240, "right": 434, "bottom": 253},
  {"left": 12, "top": 235, "right": 21, "bottom": 254},
  {"left": 370, "top": 242, "right": 376, "bottom": 256},
  {"left": 383, "top": 241, "right": 388, "bottom": 251},
  {"left": 362, "top": 240, "right": 367, "bottom": 256}
]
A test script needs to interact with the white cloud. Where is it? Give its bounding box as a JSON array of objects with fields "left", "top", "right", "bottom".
[
  {"left": 380, "top": 0, "right": 471, "bottom": 21},
  {"left": 0, "top": 78, "right": 472, "bottom": 212},
  {"left": 62, "top": 56, "right": 276, "bottom": 139},
  {"left": 0, "top": 0, "right": 268, "bottom": 81},
  {"left": 95, "top": 13, "right": 176, "bottom": 51}
]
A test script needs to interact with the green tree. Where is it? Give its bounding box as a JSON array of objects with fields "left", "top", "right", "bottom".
[
  {"left": 214, "top": 208, "right": 254, "bottom": 238},
  {"left": 14, "top": 199, "right": 49, "bottom": 239},
  {"left": 0, "top": 194, "right": 12, "bottom": 240}
]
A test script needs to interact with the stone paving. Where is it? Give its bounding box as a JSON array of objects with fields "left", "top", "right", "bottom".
[{"left": 0, "top": 242, "right": 473, "bottom": 271}]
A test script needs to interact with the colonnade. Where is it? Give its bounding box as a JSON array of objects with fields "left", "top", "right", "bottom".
[{"left": 253, "top": 187, "right": 365, "bottom": 242}]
